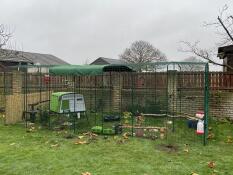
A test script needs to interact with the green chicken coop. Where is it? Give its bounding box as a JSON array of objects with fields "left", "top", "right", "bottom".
[{"left": 50, "top": 92, "right": 86, "bottom": 113}]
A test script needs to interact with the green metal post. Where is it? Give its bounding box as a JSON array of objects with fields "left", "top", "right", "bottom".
[
  {"left": 165, "top": 64, "right": 169, "bottom": 141},
  {"left": 172, "top": 63, "right": 175, "bottom": 132},
  {"left": 204, "top": 63, "right": 209, "bottom": 146},
  {"left": 94, "top": 76, "right": 97, "bottom": 125},
  {"left": 48, "top": 70, "right": 51, "bottom": 129},
  {"left": 23, "top": 71, "right": 26, "bottom": 128},
  {"left": 131, "top": 72, "right": 134, "bottom": 136},
  {"left": 39, "top": 67, "right": 42, "bottom": 123},
  {"left": 73, "top": 76, "right": 76, "bottom": 133},
  {"left": 25, "top": 69, "right": 28, "bottom": 129},
  {"left": 101, "top": 74, "right": 104, "bottom": 134}
]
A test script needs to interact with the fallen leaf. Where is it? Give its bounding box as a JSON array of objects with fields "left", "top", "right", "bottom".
[
  {"left": 123, "top": 133, "right": 129, "bottom": 139},
  {"left": 91, "top": 133, "right": 98, "bottom": 137},
  {"left": 117, "top": 139, "right": 125, "bottom": 144},
  {"left": 191, "top": 172, "right": 199, "bottom": 175},
  {"left": 81, "top": 172, "right": 91, "bottom": 175},
  {"left": 207, "top": 133, "right": 215, "bottom": 139},
  {"left": 78, "top": 136, "right": 84, "bottom": 139},
  {"left": 208, "top": 161, "right": 216, "bottom": 169},
  {"left": 51, "top": 143, "right": 59, "bottom": 148},
  {"left": 10, "top": 143, "right": 16, "bottom": 146},
  {"left": 226, "top": 136, "right": 233, "bottom": 143},
  {"left": 74, "top": 140, "right": 88, "bottom": 145},
  {"left": 184, "top": 144, "right": 189, "bottom": 153}
]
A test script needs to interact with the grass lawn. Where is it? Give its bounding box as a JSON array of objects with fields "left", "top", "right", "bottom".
[{"left": 0, "top": 119, "right": 232, "bottom": 175}]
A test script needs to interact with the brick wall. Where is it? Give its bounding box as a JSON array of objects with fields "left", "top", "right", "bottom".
[
  {"left": 209, "top": 91, "right": 233, "bottom": 118},
  {"left": 171, "top": 90, "right": 233, "bottom": 119}
]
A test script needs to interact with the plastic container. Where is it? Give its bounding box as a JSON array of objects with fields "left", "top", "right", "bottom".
[
  {"left": 91, "top": 126, "right": 115, "bottom": 135},
  {"left": 91, "top": 126, "right": 102, "bottom": 134}
]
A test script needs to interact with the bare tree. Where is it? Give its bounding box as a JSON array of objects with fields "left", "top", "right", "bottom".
[
  {"left": 119, "top": 40, "right": 166, "bottom": 64},
  {"left": 0, "top": 24, "right": 29, "bottom": 65},
  {"left": 180, "top": 56, "right": 205, "bottom": 71},
  {"left": 180, "top": 5, "right": 233, "bottom": 70},
  {"left": 207, "top": 4, "right": 233, "bottom": 45},
  {"left": 0, "top": 24, "right": 13, "bottom": 58}
]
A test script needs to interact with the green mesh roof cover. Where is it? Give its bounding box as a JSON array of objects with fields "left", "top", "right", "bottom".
[{"left": 49, "top": 64, "right": 133, "bottom": 76}]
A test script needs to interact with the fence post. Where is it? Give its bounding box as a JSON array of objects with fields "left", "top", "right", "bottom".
[
  {"left": 5, "top": 70, "right": 23, "bottom": 124},
  {"left": 111, "top": 72, "right": 122, "bottom": 113}
]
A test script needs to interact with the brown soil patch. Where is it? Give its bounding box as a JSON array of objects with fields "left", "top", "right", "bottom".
[{"left": 157, "top": 144, "right": 179, "bottom": 153}]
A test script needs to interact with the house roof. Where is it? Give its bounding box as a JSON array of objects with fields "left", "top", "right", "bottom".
[
  {"left": 217, "top": 45, "right": 233, "bottom": 59},
  {"left": 0, "top": 49, "right": 69, "bottom": 65},
  {"left": 90, "top": 57, "right": 126, "bottom": 65}
]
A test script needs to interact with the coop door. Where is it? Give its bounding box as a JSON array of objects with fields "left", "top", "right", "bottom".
[
  {"left": 69, "top": 99, "right": 76, "bottom": 112},
  {"left": 61, "top": 100, "right": 70, "bottom": 112}
]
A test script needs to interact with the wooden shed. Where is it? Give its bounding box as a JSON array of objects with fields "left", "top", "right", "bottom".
[{"left": 218, "top": 45, "right": 233, "bottom": 72}]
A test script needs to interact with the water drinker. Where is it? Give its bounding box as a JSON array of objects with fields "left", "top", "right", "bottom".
[{"left": 196, "top": 120, "right": 204, "bottom": 135}]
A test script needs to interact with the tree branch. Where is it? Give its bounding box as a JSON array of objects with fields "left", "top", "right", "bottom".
[
  {"left": 179, "top": 41, "right": 233, "bottom": 70},
  {"left": 217, "top": 16, "right": 233, "bottom": 42}
]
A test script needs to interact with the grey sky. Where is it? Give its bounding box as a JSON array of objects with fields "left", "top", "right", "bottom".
[{"left": 0, "top": 0, "right": 231, "bottom": 65}]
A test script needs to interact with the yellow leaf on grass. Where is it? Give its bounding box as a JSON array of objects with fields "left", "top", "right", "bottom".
[
  {"left": 81, "top": 172, "right": 91, "bottom": 175},
  {"left": 51, "top": 143, "right": 59, "bottom": 148},
  {"left": 74, "top": 140, "right": 88, "bottom": 145},
  {"left": 123, "top": 133, "right": 129, "bottom": 139},
  {"left": 226, "top": 136, "right": 233, "bottom": 143},
  {"left": 191, "top": 172, "right": 199, "bottom": 175},
  {"left": 207, "top": 133, "right": 215, "bottom": 139}
]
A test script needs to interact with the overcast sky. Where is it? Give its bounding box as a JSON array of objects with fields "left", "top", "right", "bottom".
[{"left": 0, "top": 0, "right": 231, "bottom": 66}]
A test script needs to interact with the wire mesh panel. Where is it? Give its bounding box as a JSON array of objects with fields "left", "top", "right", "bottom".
[
  {"left": 126, "top": 62, "right": 209, "bottom": 145},
  {"left": 20, "top": 62, "right": 209, "bottom": 145},
  {"left": 0, "top": 71, "right": 13, "bottom": 123}
]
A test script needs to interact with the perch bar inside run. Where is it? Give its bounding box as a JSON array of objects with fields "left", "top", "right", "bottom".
[
  {"left": 122, "top": 125, "right": 166, "bottom": 130},
  {"left": 141, "top": 113, "right": 167, "bottom": 117}
]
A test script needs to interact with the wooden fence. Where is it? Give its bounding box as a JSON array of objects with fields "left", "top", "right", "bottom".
[
  {"left": 122, "top": 72, "right": 233, "bottom": 90},
  {"left": 1, "top": 71, "right": 233, "bottom": 94}
]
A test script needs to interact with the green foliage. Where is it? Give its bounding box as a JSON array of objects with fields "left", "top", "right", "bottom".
[{"left": 122, "top": 111, "right": 132, "bottom": 124}]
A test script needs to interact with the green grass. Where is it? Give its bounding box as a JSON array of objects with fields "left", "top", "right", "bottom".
[{"left": 0, "top": 120, "right": 232, "bottom": 175}]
